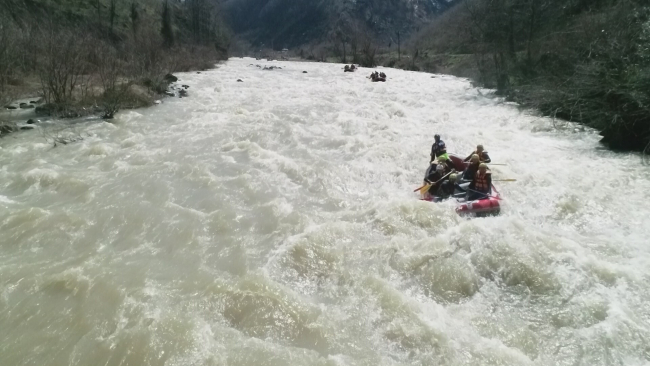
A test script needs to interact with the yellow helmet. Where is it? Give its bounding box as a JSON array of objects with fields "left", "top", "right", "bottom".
[
  {"left": 470, "top": 154, "right": 480, "bottom": 163},
  {"left": 479, "top": 163, "right": 488, "bottom": 170}
]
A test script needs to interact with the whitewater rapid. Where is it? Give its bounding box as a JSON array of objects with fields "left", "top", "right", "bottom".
[{"left": 1, "top": 58, "right": 649, "bottom": 366}]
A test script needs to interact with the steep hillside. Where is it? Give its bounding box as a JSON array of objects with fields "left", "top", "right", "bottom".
[
  {"left": 406, "top": 0, "right": 650, "bottom": 152},
  {"left": 223, "top": 0, "right": 455, "bottom": 48}
]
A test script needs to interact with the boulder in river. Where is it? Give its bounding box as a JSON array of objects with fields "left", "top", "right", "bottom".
[
  {"left": 237, "top": 79, "right": 243, "bottom": 82},
  {"left": 5, "top": 105, "right": 17, "bottom": 110},
  {"left": 0, "top": 123, "right": 15, "bottom": 135},
  {"left": 20, "top": 103, "right": 35, "bottom": 109},
  {"left": 164, "top": 73, "right": 178, "bottom": 82},
  {"left": 20, "top": 125, "right": 35, "bottom": 130},
  {"left": 26, "top": 119, "right": 36, "bottom": 124},
  {"left": 182, "top": 85, "right": 189, "bottom": 89},
  {"left": 302, "top": 71, "right": 308, "bottom": 74},
  {"left": 179, "top": 89, "right": 188, "bottom": 97}
]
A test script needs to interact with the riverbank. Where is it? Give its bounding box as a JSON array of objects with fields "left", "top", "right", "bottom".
[
  {"left": 0, "top": 0, "right": 230, "bottom": 139},
  {"left": 0, "top": 61, "right": 225, "bottom": 140}
]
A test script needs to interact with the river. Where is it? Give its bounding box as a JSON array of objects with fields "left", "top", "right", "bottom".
[{"left": 1, "top": 58, "right": 649, "bottom": 366}]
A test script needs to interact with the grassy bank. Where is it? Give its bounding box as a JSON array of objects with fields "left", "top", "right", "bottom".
[{"left": 1, "top": 0, "right": 230, "bottom": 136}]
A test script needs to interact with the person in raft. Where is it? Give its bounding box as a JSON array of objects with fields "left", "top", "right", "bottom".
[
  {"left": 424, "top": 165, "right": 447, "bottom": 196},
  {"left": 462, "top": 154, "right": 481, "bottom": 181},
  {"left": 430, "top": 134, "right": 448, "bottom": 163},
  {"left": 437, "top": 155, "right": 456, "bottom": 175},
  {"left": 464, "top": 144, "right": 491, "bottom": 163},
  {"left": 467, "top": 163, "right": 492, "bottom": 201},
  {"left": 436, "top": 173, "right": 466, "bottom": 201}
]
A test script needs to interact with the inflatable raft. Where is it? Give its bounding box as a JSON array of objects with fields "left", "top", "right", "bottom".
[{"left": 420, "top": 153, "right": 501, "bottom": 217}]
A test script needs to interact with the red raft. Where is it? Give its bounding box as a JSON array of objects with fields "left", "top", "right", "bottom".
[{"left": 420, "top": 153, "right": 501, "bottom": 217}]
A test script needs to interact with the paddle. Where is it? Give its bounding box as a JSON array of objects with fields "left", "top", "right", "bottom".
[
  {"left": 416, "top": 171, "right": 453, "bottom": 195},
  {"left": 464, "top": 188, "right": 501, "bottom": 201},
  {"left": 493, "top": 179, "right": 516, "bottom": 182},
  {"left": 413, "top": 162, "right": 441, "bottom": 192},
  {"left": 488, "top": 163, "right": 507, "bottom": 166}
]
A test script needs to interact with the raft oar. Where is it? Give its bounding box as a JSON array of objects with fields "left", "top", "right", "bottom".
[
  {"left": 465, "top": 188, "right": 502, "bottom": 200},
  {"left": 415, "top": 171, "right": 453, "bottom": 195},
  {"left": 488, "top": 163, "right": 507, "bottom": 166},
  {"left": 493, "top": 179, "right": 516, "bottom": 182}
]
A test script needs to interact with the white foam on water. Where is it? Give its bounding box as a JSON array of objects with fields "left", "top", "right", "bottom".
[{"left": 1, "top": 57, "right": 650, "bottom": 366}]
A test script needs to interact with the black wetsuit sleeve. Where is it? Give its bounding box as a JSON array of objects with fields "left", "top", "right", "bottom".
[
  {"left": 464, "top": 153, "right": 472, "bottom": 162},
  {"left": 486, "top": 173, "right": 492, "bottom": 188},
  {"left": 447, "top": 161, "right": 455, "bottom": 171},
  {"left": 482, "top": 152, "right": 492, "bottom": 163}
]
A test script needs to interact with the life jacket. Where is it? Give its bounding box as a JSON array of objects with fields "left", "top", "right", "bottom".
[{"left": 474, "top": 172, "right": 490, "bottom": 192}]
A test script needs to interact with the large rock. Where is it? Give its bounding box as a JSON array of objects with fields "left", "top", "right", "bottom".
[
  {"left": 164, "top": 73, "right": 178, "bottom": 82},
  {"left": 20, "top": 103, "right": 35, "bottom": 109}
]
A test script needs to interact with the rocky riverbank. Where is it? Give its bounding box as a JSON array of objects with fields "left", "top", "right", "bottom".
[{"left": 1, "top": 73, "right": 198, "bottom": 139}]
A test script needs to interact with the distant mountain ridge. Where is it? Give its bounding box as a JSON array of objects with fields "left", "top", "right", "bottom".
[{"left": 223, "top": 0, "right": 455, "bottom": 48}]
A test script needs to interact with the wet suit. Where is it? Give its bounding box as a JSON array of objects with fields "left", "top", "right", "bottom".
[
  {"left": 462, "top": 162, "right": 480, "bottom": 181},
  {"left": 434, "top": 180, "right": 467, "bottom": 201},
  {"left": 424, "top": 171, "right": 446, "bottom": 195},
  {"left": 430, "top": 139, "right": 447, "bottom": 163}
]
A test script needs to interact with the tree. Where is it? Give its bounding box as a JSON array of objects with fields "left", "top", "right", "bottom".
[
  {"left": 130, "top": 2, "right": 139, "bottom": 38},
  {"left": 109, "top": 0, "right": 117, "bottom": 38},
  {"left": 396, "top": 30, "right": 401, "bottom": 60},
  {"left": 161, "top": 0, "right": 174, "bottom": 48}
]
